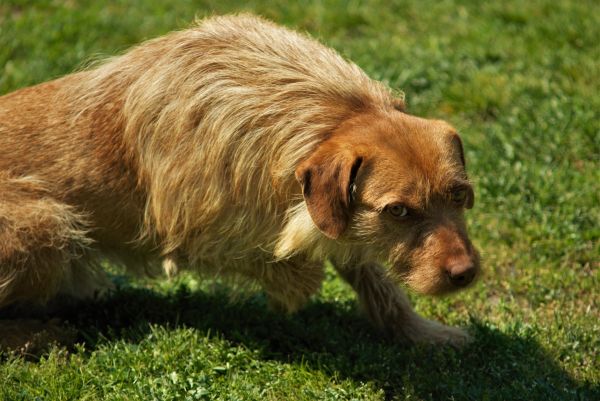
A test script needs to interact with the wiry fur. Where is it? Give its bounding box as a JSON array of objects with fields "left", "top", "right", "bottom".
[
  {"left": 65, "top": 15, "right": 394, "bottom": 260},
  {"left": 0, "top": 14, "right": 479, "bottom": 345},
  {"left": 0, "top": 174, "right": 106, "bottom": 306}
]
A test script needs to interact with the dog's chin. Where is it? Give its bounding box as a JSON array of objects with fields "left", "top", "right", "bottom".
[
  {"left": 413, "top": 273, "right": 480, "bottom": 297},
  {"left": 407, "top": 281, "right": 456, "bottom": 296}
]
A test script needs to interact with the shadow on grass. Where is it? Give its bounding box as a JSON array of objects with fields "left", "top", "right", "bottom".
[{"left": 15, "top": 284, "right": 597, "bottom": 401}]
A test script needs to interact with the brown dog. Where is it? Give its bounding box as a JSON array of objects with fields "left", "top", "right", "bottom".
[{"left": 0, "top": 14, "right": 480, "bottom": 345}]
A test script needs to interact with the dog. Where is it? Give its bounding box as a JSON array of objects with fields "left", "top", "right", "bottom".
[{"left": 0, "top": 14, "right": 480, "bottom": 346}]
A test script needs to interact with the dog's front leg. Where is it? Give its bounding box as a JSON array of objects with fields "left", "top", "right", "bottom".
[{"left": 336, "top": 263, "right": 470, "bottom": 346}]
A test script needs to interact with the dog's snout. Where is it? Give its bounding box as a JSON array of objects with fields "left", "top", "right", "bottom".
[
  {"left": 445, "top": 259, "right": 476, "bottom": 287},
  {"left": 445, "top": 248, "right": 477, "bottom": 287}
]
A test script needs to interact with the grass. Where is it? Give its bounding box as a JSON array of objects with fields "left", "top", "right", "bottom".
[{"left": 0, "top": 0, "right": 598, "bottom": 400}]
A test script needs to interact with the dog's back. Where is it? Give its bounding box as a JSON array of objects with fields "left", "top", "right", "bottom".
[
  {"left": 0, "top": 14, "right": 394, "bottom": 305},
  {"left": 0, "top": 15, "right": 480, "bottom": 347}
]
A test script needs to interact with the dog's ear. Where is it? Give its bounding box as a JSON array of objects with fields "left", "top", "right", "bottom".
[
  {"left": 449, "top": 133, "right": 475, "bottom": 208},
  {"left": 295, "top": 148, "right": 363, "bottom": 239},
  {"left": 450, "top": 133, "right": 466, "bottom": 169}
]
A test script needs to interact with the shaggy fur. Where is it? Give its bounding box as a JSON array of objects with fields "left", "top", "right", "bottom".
[{"left": 0, "top": 14, "right": 480, "bottom": 345}]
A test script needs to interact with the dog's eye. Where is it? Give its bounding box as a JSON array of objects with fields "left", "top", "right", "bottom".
[
  {"left": 387, "top": 204, "right": 409, "bottom": 218},
  {"left": 451, "top": 189, "right": 467, "bottom": 205}
]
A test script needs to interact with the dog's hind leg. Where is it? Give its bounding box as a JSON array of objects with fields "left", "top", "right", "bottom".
[
  {"left": 335, "top": 263, "right": 470, "bottom": 346},
  {"left": 0, "top": 175, "right": 107, "bottom": 309},
  {"left": 258, "top": 259, "right": 325, "bottom": 314}
]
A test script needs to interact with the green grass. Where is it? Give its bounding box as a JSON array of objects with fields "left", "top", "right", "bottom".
[{"left": 1, "top": 1, "right": 598, "bottom": 400}]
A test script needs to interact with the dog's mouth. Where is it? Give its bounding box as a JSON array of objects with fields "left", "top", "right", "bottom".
[
  {"left": 387, "top": 236, "right": 483, "bottom": 295},
  {"left": 391, "top": 259, "right": 480, "bottom": 296}
]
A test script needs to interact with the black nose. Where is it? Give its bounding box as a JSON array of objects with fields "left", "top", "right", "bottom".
[{"left": 446, "top": 264, "right": 476, "bottom": 287}]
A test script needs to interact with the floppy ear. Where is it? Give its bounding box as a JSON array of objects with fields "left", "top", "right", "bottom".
[
  {"left": 450, "top": 133, "right": 475, "bottom": 209},
  {"left": 450, "top": 133, "right": 466, "bottom": 169},
  {"left": 467, "top": 187, "right": 475, "bottom": 209},
  {"left": 295, "top": 149, "right": 363, "bottom": 239}
]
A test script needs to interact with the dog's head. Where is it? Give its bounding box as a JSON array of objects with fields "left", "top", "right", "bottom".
[{"left": 295, "top": 110, "right": 480, "bottom": 295}]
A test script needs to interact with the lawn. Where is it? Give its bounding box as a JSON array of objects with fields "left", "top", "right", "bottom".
[{"left": 0, "top": 0, "right": 598, "bottom": 400}]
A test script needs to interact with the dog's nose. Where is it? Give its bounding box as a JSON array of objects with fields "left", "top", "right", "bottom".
[{"left": 445, "top": 262, "right": 476, "bottom": 287}]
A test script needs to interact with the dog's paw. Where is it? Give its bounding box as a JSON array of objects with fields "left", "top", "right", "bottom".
[
  {"left": 0, "top": 318, "right": 77, "bottom": 357},
  {"left": 402, "top": 316, "right": 472, "bottom": 347}
]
